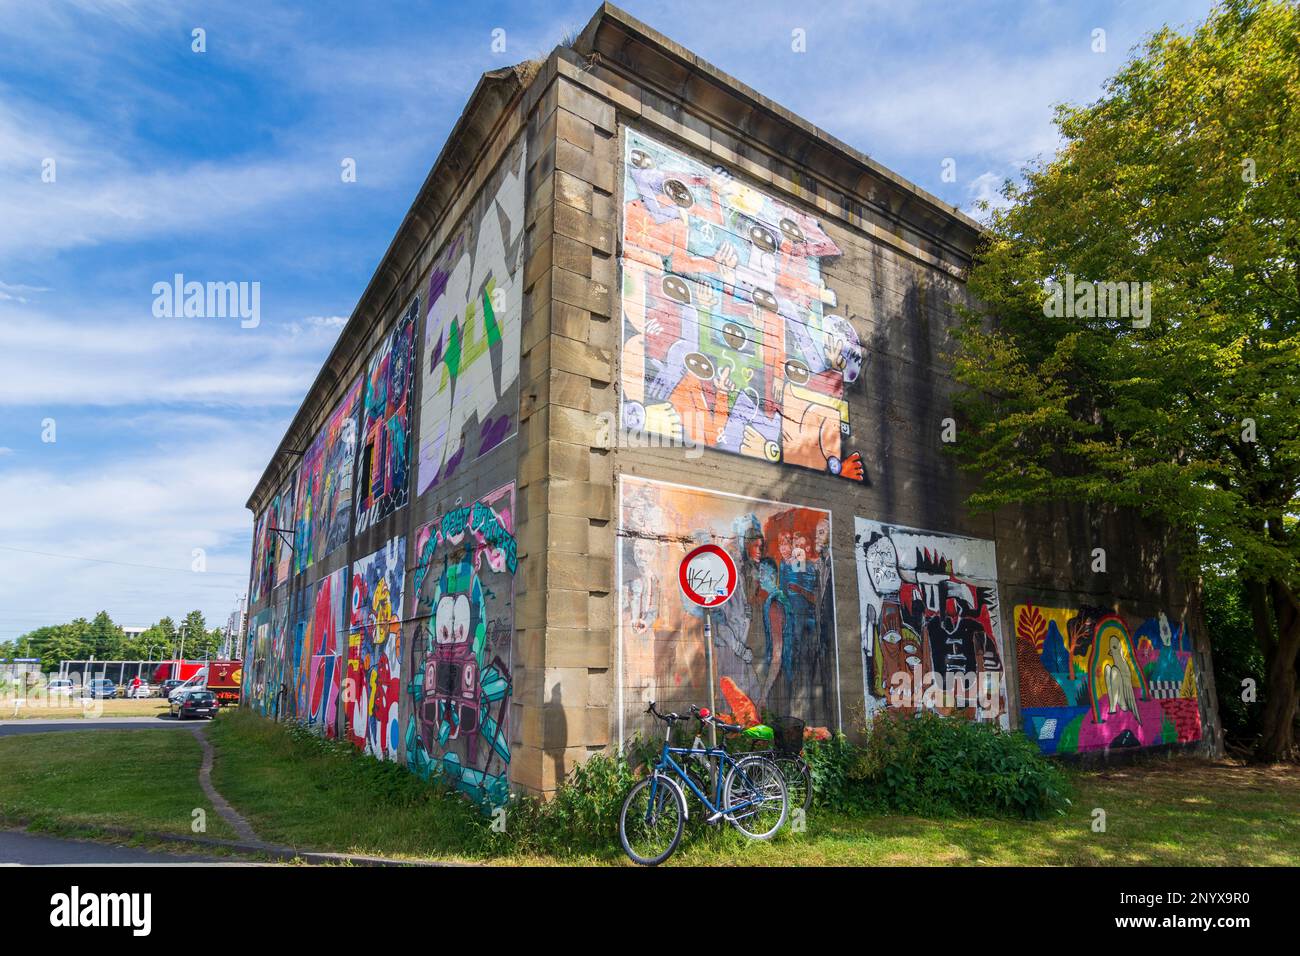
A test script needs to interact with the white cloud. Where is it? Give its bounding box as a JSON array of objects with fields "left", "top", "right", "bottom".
[
  {"left": 964, "top": 169, "right": 1015, "bottom": 217},
  {"left": 0, "top": 306, "right": 344, "bottom": 406},
  {"left": 0, "top": 416, "right": 275, "bottom": 638}
]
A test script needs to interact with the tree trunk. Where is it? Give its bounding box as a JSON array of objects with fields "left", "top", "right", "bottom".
[{"left": 1256, "top": 579, "right": 1300, "bottom": 763}]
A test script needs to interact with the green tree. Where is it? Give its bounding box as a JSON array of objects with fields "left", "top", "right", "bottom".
[
  {"left": 1203, "top": 571, "right": 1268, "bottom": 747},
  {"left": 155, "top": 616, "right": 178, "bottom": 657},
  {"left": 951, "top": 0, "right": 1300, "bottom": 760},
  {"left": 24, "top": 624, "right": 89, "bottom": 673},
  {"left": 87, "top": 610, "right": 125, "bottom": 660},
  {"left": 178, "top": 611, "right": 210, "bottom": 659}
]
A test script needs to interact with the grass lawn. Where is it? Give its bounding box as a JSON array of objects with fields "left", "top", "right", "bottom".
[
  {"left": 0, "top": 697, "right": 171, "bottom": 720},
  {"left": 207, "top": 711, "right": 1300, "bottom": 866},
  {"left": 0, "top": 727, "right": 238, "bottom": 841},
  {"left": 3, "top": 711, "right": 1294, "bottom": 865}
]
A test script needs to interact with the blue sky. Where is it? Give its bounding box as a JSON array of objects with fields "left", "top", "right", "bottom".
[{"left": 0, "top": 0, "right": 1215, "bottom": 641}]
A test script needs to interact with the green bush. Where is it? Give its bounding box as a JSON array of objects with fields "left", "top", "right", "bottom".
[
  {"left": 1201, "top": 572, "right": 1267, "bottom": 748},
  {"left": 803, "top": 733, "right": 873, "bottom": 812},
  {"left": 855, "top": 712, "right": 1071, "bottom": 820},
  {"left": 505, "top": 749, "right": 639, "bottom": 856}
]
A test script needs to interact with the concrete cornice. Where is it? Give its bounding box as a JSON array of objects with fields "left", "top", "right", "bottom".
[
  {"left": 245, "top": 63, "right": 537, "bottom": 513},
  {"left": 572, "top": 3, "right": 983, "bottom": 267}
]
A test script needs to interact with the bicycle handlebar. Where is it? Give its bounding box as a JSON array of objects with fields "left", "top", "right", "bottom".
[
  {"left": 646, "top": 701, "right": 746, "bottom": 734},
  {"left": 690, "top": 703, "right": 744, "bottom": 733},
  {"left": 646, "top": 701, "right": 685, "bottom": 722}
]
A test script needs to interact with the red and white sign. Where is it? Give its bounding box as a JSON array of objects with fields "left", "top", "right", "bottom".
[{"left": 678, "top": 544, "right": 738, "bottom": 608}]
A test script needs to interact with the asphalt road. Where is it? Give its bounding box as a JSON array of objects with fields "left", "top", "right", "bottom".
[
  {"left": 0, "top": 829, "right": 249, "bottom": 865},
  {"left": 0, "top": 717, "right": 194, "bottom": 737}
]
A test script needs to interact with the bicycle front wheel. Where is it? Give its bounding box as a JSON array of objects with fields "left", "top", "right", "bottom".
[
  {"left": 722, "top": 755, "right": 788, "bottom": 840},
  {"left": 618, "top": 774, "right": 686, "bottom": 865}
]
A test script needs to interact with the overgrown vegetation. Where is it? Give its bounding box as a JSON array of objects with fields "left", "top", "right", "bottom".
[
  {"left": 1203, "top": 572, "right": 1269, "bottom": 750},
  {"left": 211, "top": 708, "right": 1068, "bottom": 861},
  {"left": 803, "top": 713, "right": 1071, "bottom": 819}
]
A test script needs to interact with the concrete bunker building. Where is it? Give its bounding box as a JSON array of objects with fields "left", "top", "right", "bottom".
[{"left": 242, "top": 3, "right": 1221, "bottom": 799}]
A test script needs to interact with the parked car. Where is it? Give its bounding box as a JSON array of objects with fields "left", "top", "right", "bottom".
[
  {"left": 170, "top": 689, "right": 218, "bottom": 720},
  {"left": 124, "top": 679, "right": 152, "bottom": 699},
  {"left": 85, "top": 678, "right": 117, "bottom": 699},
  {"left": 47, "top": 678, "right": 76, "bottom": 698},
  {"left": 157, "top": 679, "right": 184, "bottom": 699}
]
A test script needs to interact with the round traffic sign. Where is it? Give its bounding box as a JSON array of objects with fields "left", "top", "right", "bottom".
[{"left": 679, "top": 543, "right": 738, "bottom": 607}]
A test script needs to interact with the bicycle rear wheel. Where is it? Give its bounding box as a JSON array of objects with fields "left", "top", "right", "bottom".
[
  {"left": 772, "top": 754, "right": 813, "bottom": 814},
  {"left": 722, "top": 755, "right": 788, "bottom": 840},
  {"left": 618, "top": 774, "right": 686, "bottom": 865}
]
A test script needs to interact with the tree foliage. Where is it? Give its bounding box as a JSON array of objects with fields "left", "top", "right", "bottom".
[
  {"left": 5, "top": 609, "right": 228, "bottom": 672},
  {"left": 952, "top": 0, "right": 1300, "bottom": 759}
]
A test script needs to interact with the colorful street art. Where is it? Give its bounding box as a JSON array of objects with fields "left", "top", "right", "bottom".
[
  {"left": 301, "top": 568, "right": 347, "bottom": 737},
  {"left": 854, "top": 520, "right": 1008, "bottom": 726},
  {"left": 1015, "top": 604, "right": 1202, "bottom": 754},
  {"left": 407, "top": 484, "right": 516, "bottom": 806},
  {"left": 294, "top": 378, "right": 362, "bottom": 575},
  {"left": 249, "top": 508, "right": 272, "bottom": 604},
  {"left": 266, "top": 599, "right": 291, "bottom": 717},
  {"left": 618, "top": 476, "right": 839, "bottom": 745},
  {"left": 620, "top": 130, "right": 865, "bottom": 481},
  {"left": 243, "top": 607, "right": 272, "bottom": 713},
  {"left": 270, "top": 478, "right": 296, "bottom": 588},
  {"left": 355, "top": 300, "right": 418, "bottom": 536},
  {"left": 417, "top": 138, "right": 527, "bottom": 494},
  {"left": 346, "top": 537, "right": 406, "bottom": 760}
]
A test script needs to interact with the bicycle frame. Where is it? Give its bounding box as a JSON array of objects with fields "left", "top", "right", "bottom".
[{"left": 647, "top": 731, "right": 765, "bottom": 819}]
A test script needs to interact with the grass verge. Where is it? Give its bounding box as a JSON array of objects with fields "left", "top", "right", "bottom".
[
  {"left": 0, "top": 727, "right": 238, "bottom": 841},
  {"left": 3, "top": 712, "right": 1294, "bottom": 865},
  {"left": 0, "top": 698, "right": 171, "bottom": 720},
  {"left": 209, "top": 710, "right": 1300, "bottom": 866}
]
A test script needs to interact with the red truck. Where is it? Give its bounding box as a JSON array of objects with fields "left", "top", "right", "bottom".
[
  {"left": 206, "top": 660, "right": 242, "bottom": 707},
  {"left": 150, "top": 660, "right": 206, "bottom": 684}
]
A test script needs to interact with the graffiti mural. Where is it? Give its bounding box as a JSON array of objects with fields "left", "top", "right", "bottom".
[
  {"left": 266, "top": 599, "right": 292, "bottom": 717},
  {"left": 285, "top": 587, "right": 309, "bottom": 720},
  {"left": 620, "top": 130, "right": 865, "bottom": 481},
  {"left": 407, "top": 484, "right": 516, "bottom": 806},
  {"left": 417, "top": 138, "right": 527, "bottom": 494},
  {"left": 249, "top": 508, "right": 272, "bottom": 604},
  {"left": 355, "top": 299, "right": 418, "bottom": 536},
  {"left": 243, "top": 607, "right": 272, "bottom": 713},
  {"left": 1015, "top": 605, "right": 1202, "bottom": 754},
  {"left": 294, "top": 377, "right": 362, "bottom": 575},
  {"left": 270, "top": 479, "right": 296, "bottom": 588},
  {"left": 303, "top": 567, "right": 347, "bottom": 737},
  {"left": 618, "top": 476, "right": 839, "bottom": 745},
  {"left": 346, "top": 537, "right": 406, "bottom": 760},
  {"left": 854, "top": 520, "right": 1007, "bottom": 726}
]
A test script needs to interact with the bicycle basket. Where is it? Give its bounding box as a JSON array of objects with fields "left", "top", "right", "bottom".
[{"left": 769, "top": 716, "right": 806, "bottom": 754}]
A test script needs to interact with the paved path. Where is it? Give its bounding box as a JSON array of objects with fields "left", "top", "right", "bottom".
[
  {"left": 0, "top": 828, "right": 250, "bottom": 866},
  {"left": 191, "top": 727, "right": 262, "bottom": 844},
  {"left": 0, "top": 717, "right": 192, "bottom": 737}
]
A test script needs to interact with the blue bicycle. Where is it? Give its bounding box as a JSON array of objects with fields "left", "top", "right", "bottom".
[{"left": 618, "top": 702, "right": 788, "bottom": 865}]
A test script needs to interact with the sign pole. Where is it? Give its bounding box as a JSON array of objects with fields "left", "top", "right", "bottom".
[
  {"left": 679, "top": 542, "right": 737, "bottom": 753},
  {"left": 704, "top": 608, "right": 717, "bottom": 748}
]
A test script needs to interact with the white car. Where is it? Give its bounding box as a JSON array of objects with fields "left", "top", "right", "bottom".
[
  {"left": 47, "top": 678, "right": 76, "bottom": 698},
  {"left": 124, "top": 682, "right": 152, "bottom": 699}
]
